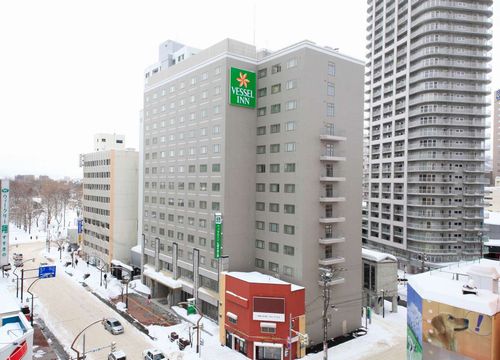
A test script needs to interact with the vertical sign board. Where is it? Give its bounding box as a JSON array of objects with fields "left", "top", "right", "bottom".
[
  {"left": 1, "top": 180, "right": 10, "bottom": 266},
  {"left": 229, "top": 67, "right": 256, "bottom": 108},
  {"left": 496, "top": 89, "right": 500, "bottom": 101},
  {"left": 214, "top": 212, "right": 223, "bottom": 259}
]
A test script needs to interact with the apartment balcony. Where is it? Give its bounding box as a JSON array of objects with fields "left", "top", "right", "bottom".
[
  {"left": 411, "top": 71, "right": 490, "bottom": 83},
  {"left": 320, "top": 153, "right": 346, "bottom": 162},
  {"left": 407, "top": 143, "right": 486, "bottom": 151},
  {"left": 408, "top": 107, "right": 488, "bottom": 118},
  {"left": 411, "top": 0, "right": 492, "bottom": 17},
  {"left": 407, "top": 211, "right": 457, "bottom": 219},
  {"left": 320, "top": 175, "right": 346, "bottom": 182},
  {"left": 410, "top": 60, "right": 491, "bottom": 74},
  {"left": 463, "top": 167, "right": 486, "bottom": 173},
  {"left": 408, "top": 130, "right": 486, "bottom": 140},
  {"left": 319, "top": 216, "right": 346, "bottom": 224},
  {"left": 318, "top": 255, "right": 346, "bottom": 267},
  {"left": 407, "top": 200, "right": 457, "bottom": 207},
  {"left": 463, "top": 178, "right": 489, "bottom": 184},
  {"left": 318, "top": 276, "right": 345, "bottom": 287},
  {"left": 407, "top": 246, "right": 459, "bottom": 255},
  {"left": 320, "top": 127, "right": 347, "bottom": 141},
  {"left": 407, "top": 177, "right": 452, "bottom": 184},
  {"left": 407, "top": 223, "right": 458, "bottom": 231},
  {"left": 463, "top": 201, "right": 487, "bottom": 208},
  {"left": 411, "top": 12, "right": 492, "bottom": 29},
  {"left": 320, "top": 195, "right": 346, "bottom": 203},
  {"left": 407, "top": 154, "right": 484, "bottom": 161},
  {"left": 411, "top": 47, "right": 492, "bottom": 62},
  {"left": 409, "top": 94, "right": 489, "bottom": 106},
  {"left": 411, "top": 23, "right": 493, "bottom": 40},
  {"left": 406, "top": 234, "right": 458, "bottom": 243},
  {"left": 408, "top": 118, "right": 488, "bottom": 128},
  {"left": 319, "top": 236, "right": 345, "bottom": 245},
  {"left": 411, "top": 37, "right": 492, "bottom": 51}
]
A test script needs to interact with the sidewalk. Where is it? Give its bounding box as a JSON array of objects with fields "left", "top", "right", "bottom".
[{"left": 111, "top": 293, "right": 179, "bottom": 327}]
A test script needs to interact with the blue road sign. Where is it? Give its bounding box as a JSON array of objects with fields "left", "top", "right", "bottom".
[
  {"left": 77, "top": 219, "right": 83, "bottom": 233},
  {"left": 39, "top": 265, "right": 56, "bottom": 279}
]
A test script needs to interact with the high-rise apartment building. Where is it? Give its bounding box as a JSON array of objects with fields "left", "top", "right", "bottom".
[
  {"left": 141, "top": 38, "right": 364, "bottom": 342},
  {"left": 363, "top": 0, "right": 492, "bottom": 268},
  {"left": 492, "top": 90, "right": 500, "bottom": 179},
  {"left": 81, "top": 134, "right": 138, "bottom": 265}
]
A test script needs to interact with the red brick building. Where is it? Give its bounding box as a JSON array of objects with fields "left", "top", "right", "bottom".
[{"left": 219, "top": 272, "right": 306, "bottom": 360}]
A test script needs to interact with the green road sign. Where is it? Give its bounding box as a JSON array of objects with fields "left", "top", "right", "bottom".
[{"left": 229, "top": 67, "right": 256, "bottom": 108}]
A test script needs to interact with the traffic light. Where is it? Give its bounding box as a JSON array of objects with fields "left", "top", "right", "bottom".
[
  {"left": 111, "top": 341, "right": 116, "bottom": 352},
  {"left": 187, "top": 298, "right": 197, "bottom": 315}
]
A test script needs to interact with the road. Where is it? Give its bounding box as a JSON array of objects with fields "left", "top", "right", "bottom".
[{"left": 11, "top": 241, "right": 153, "bottom": 360}]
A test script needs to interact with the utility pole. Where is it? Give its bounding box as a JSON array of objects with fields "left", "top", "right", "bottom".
[
  {"left": 321, "top": 271, "right": 333, "bottom": 360},
  {"left": 420, "top": 252, "right": 427, "bottom": 273},
  {"left": 288, "top": 313, "right": 293, "bottom": 360},
  {"left": 478, "top": 232, "right": 483, "bottom": 262}
]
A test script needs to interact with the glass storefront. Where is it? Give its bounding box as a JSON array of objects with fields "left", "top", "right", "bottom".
[{"left": 256, "top": 345, "right": 282, "bottom": 360}]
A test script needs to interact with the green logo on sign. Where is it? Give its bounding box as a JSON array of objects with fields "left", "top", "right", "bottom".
[
  {"left": 1, "top": 188, "right": 8, "bottom": 193},
  {"left": 229, "top": 67, "right": 256, "bottom": 108}
]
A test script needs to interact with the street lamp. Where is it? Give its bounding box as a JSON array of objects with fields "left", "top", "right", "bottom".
[
  {"left": 478, "top": 232, "right": 483, "bottom": 262},
  {"left": 13, "top": 258, "right": 35, "bottom": 299},
  {"left": 27, "top": 278, "right": 42, "bottom": 326},
  {"left": 178, "top": 301, "right": 204, "bottom": 358},
  {"left": 70, "top": 319, "right": 104, "bottom": 360}
]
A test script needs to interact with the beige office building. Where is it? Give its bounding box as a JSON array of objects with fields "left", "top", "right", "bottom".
[
  {"left": 141, "top": 39, "right": 364, "bottom": 342},
  {"left": 492, "top": 90, "right": 500, "bottom": 179},
  {"left": 81, "top": 135, "right": 139, "bottom": 265}
]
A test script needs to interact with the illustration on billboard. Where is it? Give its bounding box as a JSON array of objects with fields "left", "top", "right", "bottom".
[
  {"left": 407, "top": 285, "right": 423, "bottom": 360},
  {"left": 421, "top": 301, "right": 495, "bottom": 360}
]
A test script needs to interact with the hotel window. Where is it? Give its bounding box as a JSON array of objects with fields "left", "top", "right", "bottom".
[
  {"left": 213, "top": 144, "right": 221, "bottom": 153},
  {"left": 256, "top": 202, "right": 265, "bottom": 211},
  {"left": 168, "top": 214, "right": 174, "bottom": 222},
  {"left": 270, "top": 183, "right": 280, "bottom": 192},
  {"left": 269, "top": 242, "right": 279, "bottom": 252},
  {"left": 285, "top": 142, "right": 296, "bottom": 152},
  {"left": 177, "top": 215, "right": 184, "bottom": 224},
  {"left": 255, "top": 239, "right": 265, "bottom": 249},
  {"left": 201, "top": 72, "right": 208, "bottom": 81},
  {"left": 199, "top": 237, "right": 207, "bottom": 246},
  {"left": 269, "top": 223, "right": 279, "bottom": 232},
  {"left": 200, "top": 146, "right": 208, "bottom": 154},
  {"left": 283, "top": 266, "right": 294, "bottom": 277},
  {"left": 200, "top": 183, "right": 207, "bottom": 191},
  {"left": 284, "top": 204, "right": 295, "bottom": 214},
  {"left": 188, "top": 182, "right": 195, "bottom": 190},
  {"left": 284, "top": 245, "right": 295, "bottom": 255},
  {"left": 284, "top": 184, "right": 295, "bottom": 193},
  {"left": 214, "top": 85, "right": 222, "bottom": 95},
  {"left": 258, "top": 88, "right": 267, "bottom": 97},
  {"left": 257, "top": 107, "right": 266, "bottom": 117},
  {"left": 270, "top": 144, "right": 280, "bottom": 153},
  {"left": 213, "top": 105, "right": 221, "bottom": 114},
  {"left": 188, "top": 165, "right": 196, "bottom": 173},
  {"left": 257, "top": 126, "right": 266, "bottom": 135},
  {"left": 257, "top": 145, "right": 266, "bottom": 154},
  {"left": 327, "top": 82, "right": 335, "bottom": 96},
  {"left": 284, "top": 163, "right": 296, "bottom": 172},
  {"left": 271, "top": 104, "right": 281, "bottom": 114},
  {"left": 268, "top": 262, "right": 279, "bottom": 273},
  {"left": 327, "top": 103, "right": 335, "bottom": 117},
  {"left": 255, "top": 258, "right": 265, "bottom": 268},
  {"left": 285, "top": 79, "right": 297, "bottom": 90},
  {"left": 287, "top": 57, "right": 298, "bottom": 68},
  {"left": 270, "top": 164, "right": 280, "bottom": 173},
  {"left": 328, "top": 62, "right": 336, "bottom": 76},
  {"left": 285, "top": 100, "right": 297, "bottom": 111},
  {"left": 258, "top": 68, "right": 267, "bottom": 79},
  {"left": 215, "top": 66, "right": 221, "bottom": 75},
  {"left": 177, "top": 232, "right": 184, "bottom": 240},
  {"left": 257, "top": 164, "right": 266, "bottom": 173},
  {"left": 201, "top": 90, "right": 208, "bottom": 99},
  {"left": 212, "top": 202, "right": 220, "bottom": 211},
  {"left": 256, "top": 221, "right": 265, "bottom": 230},
  {"left": 284, "top": 225, "right": 295, "bottom": 235},
  {"left": 270, "top": 124, "right": 280, "bottom": 133},
  {"left": 256, "top": 183, "right": 265, "bottom": 192},
  {"left": 271, "top": 83, "right": 281, "bottom": 94},
  {"left": 212, "top": 125, "right": 221, "bottom": 135},
  {"left": 199, "top": 219, "right": 207, "bottom": 228},
  {"left": 269, "top": 203, "right": 279, "bottom": 212},
  {"left": 199, "top": 200, "right": 207, "bottom": 209},
  {"left": 188, "top": 200, "right": 195, "bottom": 208},
  {"left": 190, "top": 77, "right": 196, "bottom": 85},
  {"left": 271, "top": 64, "right": 281, "bottom": 74},
  {"left": 212, "top": 163, "right": 221, "bottom": 172},
  {"left": 285, "top": 121, "right": 296, "bottom": 131},
  {"left": 188, "top": 234, "right": 195, "bottom": 242},
  {"left": 212, "top": 183, "right": 220, "bottom": 191}
]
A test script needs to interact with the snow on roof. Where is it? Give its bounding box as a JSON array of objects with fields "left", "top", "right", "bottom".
[
  {"left": 131, "top": 244, "right": 142, "bottom": 254},
  {"left": 362, "top": 248, "right": 397, "bottom": 263},
  {"left": 0, "top": 322, "right": 23, "bottom": 349},
  {"left": 111, "top": 259, "right": 133, "bottom": 272},
  {"left": 409, "top": 260, "right": 500, "bottom": 316},
  {"left": 0, "top": 285, "right": 20, "bottom": 315},
  {"left": 484, "top": 211, "right": 500, "bottom": 225},
  {"left": 227, "top": 271, "right": 304, "bottom": 291},
  {"left": 485, "top": 239, "right": 500, "bottom": 247},
  {"left": 143, "top": 265, "right": 181, "bottom": 289}
]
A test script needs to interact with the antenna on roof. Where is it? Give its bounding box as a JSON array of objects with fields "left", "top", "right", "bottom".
[{"left": 253, "top": 2, "right": 256, "bottom": 46}]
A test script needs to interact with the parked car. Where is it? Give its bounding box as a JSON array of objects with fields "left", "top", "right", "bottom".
[
  {"left": 178, "top": 338, "right": 190, "bottom": 350},
  {"left": 103, "top": 318, "right": 124, "bottom": 335},
  {"left": 13, "top": 253, "right": 23, "bottom": 267},
  {"left": 142, "top": 349, "right": 166, "bottom": 360},
  {"left": 108, "top": 350, "right": 126, "bottom": 360}
]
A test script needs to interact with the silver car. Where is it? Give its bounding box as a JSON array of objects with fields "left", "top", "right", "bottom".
[{"left": 104, "top": 318, "right": 124, "bottom": 335}]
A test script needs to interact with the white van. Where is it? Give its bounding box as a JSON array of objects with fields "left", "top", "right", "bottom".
[{"left": 108, "top": 350, "right": 126, "bottom": 360}]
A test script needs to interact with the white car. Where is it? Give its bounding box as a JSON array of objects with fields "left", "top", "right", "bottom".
[
  {"left": 103, "top": 318, "right": 124, "bottom": 335},
  {"left": 108, "top": 350, "right": 126, "bottom": 360},
  {"left": 142, "top": 349, "right": 166, "bottom": 360}
]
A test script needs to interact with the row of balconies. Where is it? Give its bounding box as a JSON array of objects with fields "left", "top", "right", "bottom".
[
  {"left": 411, "top": 11, "right": 492, "bottom": 30},
  {"left": 410, "top": 36, "right": 492, "bottom": 51},
  {"left": 408, "top": 107, "right": 488, "bottom": 117},
  {"left": 410, "top": 59, "right": 491, "bottom": 73},
  {"left": 411, "top": 0, "right": 492, "bottom": 17},
  {"left": 410, "top": 70, "right": 490, "bottom": 83},
  {"left": 408, "top": 118, "right": 488, "bottom": 128},
  {"left": 407, "top": 142, "right": 486, "bottom": 150},
  {"left": 408, "top": 129, "right": 486, "bottom": 139},
  {"left": 410, "top": 47, "right": 492, "bottom": 62},
  {"left": 409, "top": 94, "right": 489, "bottom": 106},
  {"left": 411, "top": 23, "right": 493, "bottom": 40}
]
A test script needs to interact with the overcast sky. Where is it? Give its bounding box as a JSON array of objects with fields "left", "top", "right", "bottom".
[{"left": 0, "top": 0, "right": 498, "bottom": 180}]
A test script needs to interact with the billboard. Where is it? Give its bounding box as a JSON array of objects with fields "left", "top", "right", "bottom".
[
  {"left": 229, "top": 67, "right": 256, "bottom": 108},
  {"left": 253, "top": 297, "right": 285, "bottom": 322},
  {"left": 408, "top": 284, "right": 500, "bottom": 360},
  {"left": 1, "top": 180, "right": 10, "bottom": 266},
  {"left": 214, "top": 213, "right": 222, "bottom": 259}
]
